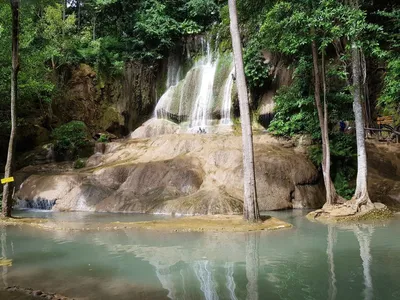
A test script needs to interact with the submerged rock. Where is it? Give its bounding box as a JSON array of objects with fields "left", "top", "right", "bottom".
[{"left": 16, "top": 133, "right": 326, "bottom": 214}]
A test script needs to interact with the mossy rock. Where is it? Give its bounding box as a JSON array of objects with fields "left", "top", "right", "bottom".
[
  {"left": 98, "top": 106, "right": 124, "bottom": 131},
  {"left": 307, "top": 203, "right": 393, "bottom": 223}
]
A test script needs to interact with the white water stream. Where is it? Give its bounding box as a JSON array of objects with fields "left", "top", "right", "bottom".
[{"left": 154, "top": 38, "right": 233, "bottom": 132}]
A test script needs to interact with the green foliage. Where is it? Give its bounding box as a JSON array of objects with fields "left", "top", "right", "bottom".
[
  {"left": 73, "top": 158, "right": 87, "bottom": 169},
  {"left": 269, "top": 86, "right": 319, "bottom": 138},
  {"left": 378, "top": 56, "right": 400, "bottom": 120},
  {"left": 244, "top": 39, "right": 270, "bottom": 89},
  {"left": 52, "top": 121, "right": 90, "bottom": 157},
  {"left": 334, "top": 171, "right": 356, "bottom": 200},
  {"left": 331, "top": 133, "right": 357, "bottom": 199},
  {"left": 268, "top": 57, "right": 320, "bottom": 138},
  {"left": 308, "top": 132, "right": 357, "bottom": 199},
  {"left": 97, "top": 134, "right": 109, "bottom": 143},
  {"left": 185, "top": 0, "right": 218, "bottom": 26}
]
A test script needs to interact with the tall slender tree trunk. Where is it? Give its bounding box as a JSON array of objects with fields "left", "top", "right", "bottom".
[
  {"left": 351, "top": 43, "right": 371, "bottom": 207},
  {"left": 92, "top": 16, "right": 96, "bottom": 41},
  {"left": 311, "top": 39, "right": 338, "bottom": 206},
  {"left": 2, "top": 0, "right": 19, "bottom": 218},
  {"left": 228, "top": 0, "right": 260, "bottom": 222},
  {"left": 77, "top": 0, "right": 81, "bottom": 29}
]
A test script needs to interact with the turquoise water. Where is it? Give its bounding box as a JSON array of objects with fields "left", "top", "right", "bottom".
[{"left": 1, "top": 210, "right": 400, "bottom": 299}]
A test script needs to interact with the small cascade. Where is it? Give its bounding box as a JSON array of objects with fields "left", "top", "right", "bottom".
[
  {"left": 17, "top": 198, "right": 56, "bottom": 210},
  {"left": 76, "top": 196, "right": 94, "bottom": 212},
  {"left": 220, "top": 69, "right": 234, "bottom": 125},
  {"left": 166, "top": 53, "right": 181, "bottom": 89},
  {"left": 189, "top": 42, "right": 218, "bottom": 130}
]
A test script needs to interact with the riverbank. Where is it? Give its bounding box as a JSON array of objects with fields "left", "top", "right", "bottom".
[
  {"left": 1, "top": 286, "right": 73, "bottom": 300},
  {"left": 0, "top": 215, "right": 292, "bottom": 232}
]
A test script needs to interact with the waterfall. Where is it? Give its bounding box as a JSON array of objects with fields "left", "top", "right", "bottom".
[
  {"left": 220, "top": 69, "right": 234, "bottom": 125},
  {"left": 17, "top": 198, "right": 56, "bottom": 210},
  {"left": 189, "top": 42, "right": 218, "bottom": 130},
  {"left": 166, "top": 53, "right": 181, "bottom": 89},
  {"left": 154, "top": 37, "right": 233, "bottom": 133}
]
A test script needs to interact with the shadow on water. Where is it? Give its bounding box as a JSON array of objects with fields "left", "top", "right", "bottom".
[{"left": 0, "top": 211, "right": 399, "bottom": 300}]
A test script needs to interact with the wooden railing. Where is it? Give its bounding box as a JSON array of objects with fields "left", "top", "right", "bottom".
[{"left": 365, "top": 116, "right": 400, "bottom": 143}]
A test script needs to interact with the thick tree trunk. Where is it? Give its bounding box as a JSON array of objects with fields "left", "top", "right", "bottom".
[
  {"left": 311, "top": 40, "right": 338, "bottom": 205},
  {"left": 228, "top": 0, "right": 260, "bottom": 222},
  {"left": 2, "top": 0, "right": 19, "bottom": 218},
  {"left": 351, "top": 43, "right": 372, "bottom": 207}
]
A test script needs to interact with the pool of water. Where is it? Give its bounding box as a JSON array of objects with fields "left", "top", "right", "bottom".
[{"left": 1, "top": 210, "right": 400, "bottom": 299}]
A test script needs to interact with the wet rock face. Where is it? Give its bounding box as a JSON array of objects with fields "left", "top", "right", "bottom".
[
  {"left": 16, "top": 132, "right": 326, "bottom": 214},
  {"left": 367, "top": 143, "right": 400, "bottom": 209},
  {"left": 52, "top": 62, "right": 158, "bottom": 136}
]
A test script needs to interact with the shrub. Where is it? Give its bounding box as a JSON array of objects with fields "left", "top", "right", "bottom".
[
  {"left": 97, "top": 134, "right": 109, "bottom": 143},
  {"left": 52, "top": 121, "right": 90, "bottom": 159},
  {"left": 73, "top": 158, "right": 86, "bottom": 169}
]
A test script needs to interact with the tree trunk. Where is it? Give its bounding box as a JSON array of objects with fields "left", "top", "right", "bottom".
[
  {"left": 92, "top": 16, "right": 96, "bottom": 41},
  {"left": 228, "top": 0, "right": 260, "bottom": 222},
  {"left": 77, "top": 0, "right": 81, "bottom": 29},
  {"left": 311, "top": 39, "right": 338, "bottom": 205},
  {"left": 351, "top": 43, "right": 372, "bottom": 207},
  {"left": 2, "top": 0, "right": 19, "bottom": 218}
]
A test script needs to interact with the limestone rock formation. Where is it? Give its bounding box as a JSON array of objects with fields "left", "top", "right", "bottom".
[
  {"left": 130, "top": 118, "right": 180, "bottom": 139},
  {"left": 16, "top": 130, "right": 326, "bottom": 214}
]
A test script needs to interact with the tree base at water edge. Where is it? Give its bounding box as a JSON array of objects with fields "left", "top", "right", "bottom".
[{"left": 307, "top": 202, "right": 393, "bottom": 223}]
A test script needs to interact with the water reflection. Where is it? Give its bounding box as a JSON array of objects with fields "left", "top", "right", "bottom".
[
  {"left": 1, "top": 227, "right": 8, "bottom": 287},
  {"left": 245, "top": 232, "right": 259, "bottom": 300},
  {"left": 353, "top": 225, "right": 374, "bottom": 300},
  {"left": 225, "top": 262, "right": 238, "bottom": 300},
  {"left": 193, "top": 261, "right": 218, "bottom": 300},
  {"left": 328, "top": 223, "right": 375, "bottom": 300},
  {"left": 327, "top": 225, "right": 337, "bottom": 300},
  {"left": 0, "top": 211, "right": 398, "bottom": 300}
]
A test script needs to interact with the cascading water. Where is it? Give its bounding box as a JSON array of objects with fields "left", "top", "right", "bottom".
[
  {"left": 189, "top": 42, "right": 218, "bottom": 130},
  {"left": 220, "top": 69, "right": 234, "bottom": 125},
  {"left": 154, "top": 37, "right": 234, "bottom": 133},
  {"left": 166, "top": 53, "right": 181, "bottom": 89},
  {"left": 17, "top": 198, "right": 56, "bottom": 210}
]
